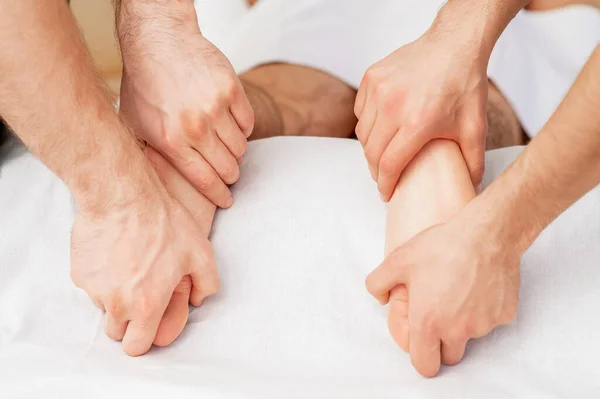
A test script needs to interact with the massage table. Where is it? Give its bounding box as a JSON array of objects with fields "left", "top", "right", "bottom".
[
  {"left": 1, "top": 137, "right": 600, "bottom": 398},
  {"left": 1, "top": 1, "right": 599, "bottom": 397}
]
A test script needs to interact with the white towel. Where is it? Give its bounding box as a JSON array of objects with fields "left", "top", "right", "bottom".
[{"left": 1, "top": 138, "right": 600, "bottom": 397}]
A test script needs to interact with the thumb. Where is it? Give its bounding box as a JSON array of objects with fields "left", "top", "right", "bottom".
[
  {"left": 190, "top": 242, "right": 221, "bottom": 307},
  {"left": 459, "top": 115, "right": 487, "bottom": 187},
  {"left": 366, "top": 247, "right": 411, "bottom": 305}
]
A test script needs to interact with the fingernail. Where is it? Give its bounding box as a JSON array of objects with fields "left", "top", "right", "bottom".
[
  {"left": 237, "top": 156, "right": 244, "bottom": 165},
  {"left": 225, "top": 196, "right": 234, "bottom": 208},
  {"left": 379, "top": 193, "right": 385, "bottom": 201}
]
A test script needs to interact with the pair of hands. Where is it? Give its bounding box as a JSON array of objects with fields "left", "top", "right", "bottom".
[
  {"left": 355, "top": 32, "right": 521, "bottom": 376},
  {"left": 71, "top": 20, "right": 252, "bottom": 355}
]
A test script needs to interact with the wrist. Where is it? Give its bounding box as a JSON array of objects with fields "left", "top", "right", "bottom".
[
  {"left": 463, "top": 158, "right": 546, "bottom": 256},
  {"left": 429, "top": 0, "right": 526, "bottom": 66},
  {"left": 117, "top": 0, "right": 198, "bottom": 58},
  {"left": 68, "top": 125, "right": 160, "bottom": 217}
]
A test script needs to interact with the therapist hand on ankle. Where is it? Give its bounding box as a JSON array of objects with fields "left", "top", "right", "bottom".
[
  {"left": 117, "top": 0, "right": 254, "bottom": 209},
  {"left": 355, "top": 0, "right": 533, "bottom": 201},
  {"left": 366, "top": 197, "right": 521, "bottom": 377},
  {"left": 355, "top": 30, "right": 487, "bottom": 201},
  {"left": 70, "top": 158, "right": 220, "bottom": 356}
]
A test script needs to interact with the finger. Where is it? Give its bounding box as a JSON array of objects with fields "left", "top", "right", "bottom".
[
  {"left": 354, "top": 77, "right": 368, "bottom": 118},
  {"left": 355, "top": 91, "right": 377, "bottom": 146},
  {"left": 441, "top": 338, "right": 467, "bottom": 366},
  {"left": 215, "top": 110, "right": 248, "bottom": 161},
  {"left": 147, "top": 147, "right": 216, "bottom": 230},
  {"left": 168, "top": 147, "right": 233, "bottom": 209},
  {"left": 192, "top": 129, "right": 240, "bottom": 185},
  {"left": 410, "top": 322, "right": 442, "bottom": 378},
  {"left": 459, "top": 116, "right": 487, "bottom": 186},
  {"left": 363, "top": 117, "right": 397, "bottom": 181},
  {"left": 153, "top": 275, "right": 192, "bottom": 347},
  {"left": 189, "top": 242, "right": 220, "bottom": 307},
  {"left": 122, "top": 302, "right": 168, "bottom": 357},
  {"left": 377, "top": 128, "right": 426, "bottom": 202},
  {"left": 104, "top": 312, "right": 128, "bottom": 341},
  {"left": 388, "top": 285, "right": 410, "bottom": 352},
  {"left": 365, "top": 248, "right": 411, "bottom": 305},
  {"left": 230, "top": 83, "right": 255, "bottom": 138}
]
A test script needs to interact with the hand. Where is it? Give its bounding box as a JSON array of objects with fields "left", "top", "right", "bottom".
[
  {"left": 119, "top": 12, "right": 254, "bottom": 209},
  {"left": 366, "top": 208, "right": 520, "bottom": 377},
  {"left": 70, "top": 167, "right": 220, "bottom": 356},
  {"left": 145, "top": 147, "right": 218, "bottom": 347},
  {"left": 354, "top": 31, "right": 488, "bottom": 201}
]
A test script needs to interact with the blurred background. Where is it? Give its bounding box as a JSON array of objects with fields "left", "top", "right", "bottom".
[{"left": 71, "top": 0, "right": 122, "bottom": 95}]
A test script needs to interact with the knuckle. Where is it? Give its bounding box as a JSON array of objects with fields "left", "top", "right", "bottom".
[
  {"left": 162, "top": 126, "right": 183, "bottom": 151},
  {"left": 419, "top": 310, "right": 439, "bottom": 333},
  {"left": 379, "top": 155, "right": 397, "bottom": 175},
  {"left": 231, "top": 138, "right": 248, "bottom": 158},
  {"left": 221, "top": 79, "right": 238, "bottom": 101},
  {"left": 195, "top": 174, "right": 217, "bottom": 191},
  {"left": 463, "top": 117, "right": 487, "bottom": 138},
  {"left": 220, "top": 163, "right": 240, "bottom": 184},
  {"left": 375, "top": 82, "right": 390, "bottom": 97},
  {"left": 134, "top": 294, "right": 156, "bottom": 321},
  {"left": 364, "top": 66, "right": 379, "bottom": 83},
  {"left": 104, "top": 295, "right": 124, "bottom": 318}
]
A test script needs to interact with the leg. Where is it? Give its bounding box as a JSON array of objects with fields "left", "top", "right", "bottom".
[
  {"left": 486, "top": 80, "right": 527, "bottom": 150},
  {"left": 241, "top": 63, "right": 357, "bottom": 140},
  {"left": 384, "top": 81, "right": 521, "bottom": 354}
]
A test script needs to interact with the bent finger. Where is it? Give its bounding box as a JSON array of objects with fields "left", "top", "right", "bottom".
[
  {"left": 459, "top": 115, "right": 487, "bottom": 186},
  {"left": 377, "top": 128, "right": 426, "bottom": 201},
  {"left": 168, "top": 147, "right": 233, "bottom": 209},
  {"left": 388, "top": 285, "right": 410, "bottom": 352},
  {"left": 154, "top": 276, "right": 193, "bottom": 347},
  {"left": 122, "top": 301, "right": 168, "bottom": 357},
  {"left": 104, "top": 312, "right": 128, "bottom": 342},
  {"left": 146, "top": 147, "right": 215, "bottom": 233},
  {"left": 409, "top": 322, "right": 442, "bottom": 378},
  {"left": 363, "top": 117, "right": 397, "bottom": 181},
  {"left": 216, "top": 110, "right": 248, "bottom": 160},
  {"left": 189, "top": 242, "right": 220, "bottom": 307},
  {"left": 230, "top": 83, "right": 255, "bottom": 137},
  {"left": 192, "top": 129, "right": 240, "bottom": 185},
  {"left": 441, "top": 338, "right": 468, "bottom": 366},
  {"left": 355, "top": 91, "right": 377, "bottom": 146}
]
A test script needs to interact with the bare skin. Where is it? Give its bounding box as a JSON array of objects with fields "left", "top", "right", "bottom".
[
  {"left": 241, "top": 62, "right": 524, "bottom": 146},
  {"left": 385, "top": 140, "right": 475, "bottom": 364},
  {"left": 370, "top": 0, "right": 599, "bottom": 378}
]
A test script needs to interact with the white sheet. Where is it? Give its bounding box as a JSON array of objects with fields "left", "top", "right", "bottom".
[
  {"left": 1, "top": 138, "right": 600, "bottom": 398},
  {"left": 194, "top": 0, "right": 600, "bottom": 138}
]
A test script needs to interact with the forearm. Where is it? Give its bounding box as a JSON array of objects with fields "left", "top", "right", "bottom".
[
  {"left": 115, "top": 0, "right": 198, "bottom": 59},
  {"left": 0, "top": 0, "right": 151, "bottom": 211},
  {"left": 430, "top": 0, "right": 528, "bottom": 65},
  {"left": 241, "top": 64, "right": 357, "bottom": 140},
  {"left": 474, "top": 46, "right": 600, "bottom": 253},
  {"left": 386, "top": 140, "right": 475, "bottom": 253}
]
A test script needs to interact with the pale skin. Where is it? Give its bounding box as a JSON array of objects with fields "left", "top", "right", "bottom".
[
  {"left": 143, "top": 0, "right": 531, "bottom": 346},
  {"left": 0, "top": 0, "right": 230, "bottom": 356},
  {"left": 366, "top": 0, "right": 600, "bottom": 378},
  {"left": 117, "top": 0, "right": 254, "bottom": 208}
]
